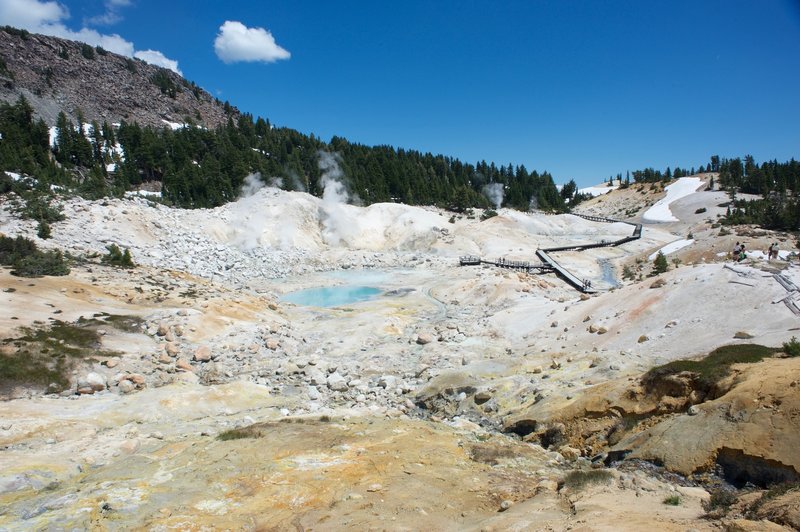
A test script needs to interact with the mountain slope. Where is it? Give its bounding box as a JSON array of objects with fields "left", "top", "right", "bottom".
[{"left": 0, "top": 26, "right": 234, "bottom": 128}]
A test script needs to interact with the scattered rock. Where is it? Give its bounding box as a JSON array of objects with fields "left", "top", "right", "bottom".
[
  {"left": 193, "top": 345, "right": 212, "bottom": 362},
  {"left": 416, "top": 333, "right": 434, "bottom": 345},
  {"left": 176, "top": 358, "right": 194, "bottom": 372},
  {"left": 156, "top": 322, "right": 169, "bottom": 336},
  {"left": 118, "top": 380, "right": 135, "bottom": 394},
  {"left": 734, "top": 331, "right": 754, "bottom": 339},
  {"left": 650, "top": 278, "right": 667, "bottom": 289},
  {"left": 499, "top": 500, "right": 513, "bottom": 511},
  {"left": 265, "top": 338, "right": 280, "bottom": 350},
  {"left": 327, "top": 372, "right": 349, "bottom": 392},
  {"left": 637, "top": 335, "right": 649, "bottom": 343},
  {"left": 85, "top": 372, "right": 107, "bottom": 392}
]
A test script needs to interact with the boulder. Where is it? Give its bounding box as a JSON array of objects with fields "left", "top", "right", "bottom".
[
  {"left": 118, "top": 380, "right": 135, "bottom": 394},
  {"left": 157, "top": 322, "right": 169, "bottom": 336},
  {"left": 85, "top": 372, "right": 107, "bottom": 392},
  {"left": 327, "top": 372, "right": 349, "bottom": 392},
  {"left": 176, "top": 358, "right": 194, "bottom": 372},
  {"left": 265, "top": 338, "right": 280, "bottom": 350},
  {"left": 306, "top": 368, "right": 327, "bottom": 386},
  {"left": 416, "top": 333, "right": 434, "bottom": 345},
  {"left": 193, "top": 345, "right": 212, "bottom": 362}
]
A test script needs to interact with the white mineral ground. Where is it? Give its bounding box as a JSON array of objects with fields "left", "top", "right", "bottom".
[{"left": 0, "top": 175, "right": 798, "bottom": 529}]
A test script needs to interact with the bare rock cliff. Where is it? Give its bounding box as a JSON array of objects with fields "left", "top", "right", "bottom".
[{"left": 0, "top": 27, "right": 235, "bottom": 128}]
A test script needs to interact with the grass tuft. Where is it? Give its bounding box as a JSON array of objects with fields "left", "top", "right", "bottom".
[
  {"left": 561, "top": 469, "right": 613, "bottom": 491},
  {"left": 643, "top": 344, "right": 778, "bottom": 391}
]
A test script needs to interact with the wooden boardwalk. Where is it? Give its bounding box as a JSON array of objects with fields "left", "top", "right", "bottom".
[{"left": 459, "top": 213, "right": 643, "bottom": 293}]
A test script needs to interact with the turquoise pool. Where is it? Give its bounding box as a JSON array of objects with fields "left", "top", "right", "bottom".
[{"left": 281, "top": 285, "right": 382, "bottom": 307}]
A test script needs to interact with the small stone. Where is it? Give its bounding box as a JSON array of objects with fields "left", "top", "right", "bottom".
[
  {"left": 597, "top": 327, "right": 608, "bottom": 335},
  {"left": 327, "top": 372, "right": 349, "bottom": 392},
  {"left": 176, "top": 358, "right": 194, "bottom": 372},
  {"left": 150, "top": 431, "right": 164, "bottom": 440},
  {"left": 104, "top": 359, "right": 118, "bottom": 368},
  {"left": 499, "top": 500, "right": 513, "bottom": 511},
  {"left": 366, "top": 483, "right": 383, "bottom": 492},
  {"left": 688, "top": 405, "right": 700, "bottom": 416},
  {"left": 193, "top": 345, "right": 212, "bottom": 362},
  {"left": 118, "top": 380, "right": 135, "bottom": 394},
  {"left": 734, "top": 331, "right": 754, "bottom": 339},
  {"left": 637, "top": 335, "right": 649, "bottom": 343},
  {"left": 85, "top": 372, "right": 107, "bottom": 392},
  {"left": 416, "top": 333, "right": 434, "bottom": 345},
  {"left": 157, "top": 322, "right": 169, "bottom": 336},
  {"left": 268, "top": 303, "right": 278, "bottom": 311},
  {"left": 265, "top": 338, "right": 280, "bottom": 350},
  {"left": 550, "top": 321, "right": 558, "bottom": 328},
  {"left": 126, "top": 374, "right": 146, "bottom": 386},
  {"left": 165, "top": 342, "right": 180, "bottom": 356}
]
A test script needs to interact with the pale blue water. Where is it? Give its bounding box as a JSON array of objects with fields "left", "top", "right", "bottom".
[{"left": 281, "top": 285, "right": 382, "bottom": 307}]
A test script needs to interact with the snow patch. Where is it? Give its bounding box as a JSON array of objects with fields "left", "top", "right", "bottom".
[
  {"left": 579, "top": 185, "right": 618, "bottom": 197},
  {"left": 642, "top": 177, "right": 703, "bottom": 223},
  {"left": 648, "top": 239, "right": 694, "bottom": 260}
]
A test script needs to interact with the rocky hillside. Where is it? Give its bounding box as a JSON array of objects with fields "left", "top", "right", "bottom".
[{"left": 0, "top": 26, "right": 235, "bottom": 128}]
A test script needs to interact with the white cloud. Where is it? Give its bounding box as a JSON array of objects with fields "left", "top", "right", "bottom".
[
  {"left": 86, "top": 0, "right": 132, "bottom": 26},
  {"left": 134, "top": 49, "right": 182, "bottom": 75},
  {"left": 1, "top": 0, "right": 182, "bottom": 74},
  {"left": 0, "top": 0, "right": 66, "bottom": 28},
  {"left": 214, "top": 20, "right": 290, "bottom": 64}
]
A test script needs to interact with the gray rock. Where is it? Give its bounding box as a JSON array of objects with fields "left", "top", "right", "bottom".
[
  {"left": 327, "top": 372, "right": 349, "bottom": 392},
  {"left": 85, "top": 372, "right": 107, "bottom": 392}
]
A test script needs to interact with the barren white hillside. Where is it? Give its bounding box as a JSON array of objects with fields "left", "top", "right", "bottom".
[{"left": 0, "top": 174, "right": 798, "bottom": 530}]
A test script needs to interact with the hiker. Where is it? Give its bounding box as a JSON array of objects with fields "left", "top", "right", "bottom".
[
  {"left": 738, "top": 243, "right": 747, "bottom": 262},
  {"left": 768, "top": 243, "right": 775, "bottom": 261},
  {"left": 733, "top": 241, "right": 741, "bottom": 261},
  {"left": 771, "top": 242, "right": 779, "bottom": 260}
]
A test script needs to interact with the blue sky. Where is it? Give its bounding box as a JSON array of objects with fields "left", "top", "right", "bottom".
[{"left": 2, "top": 0, "right": 799, "bottom": 187}]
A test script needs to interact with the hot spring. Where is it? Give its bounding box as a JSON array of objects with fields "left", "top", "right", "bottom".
[{"left": 281, "top": 285, "right": 383, "bottom": 307}]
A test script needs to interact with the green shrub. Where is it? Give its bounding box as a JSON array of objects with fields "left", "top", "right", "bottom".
[
  {"left": 102, "top": 244, "right": 135, "bottom": 268},
  {"left": 480, "top": 209, "right": 498, "bottom": 221},
  {"left": 782, "top": 337, "right": 800, "bottom": 358},
  {"left": 561, "top": 469, "right": 613, "bottom": 491},
  {"left": 0, "top": 234, "right": 37, "bottom": 265},
  {"left": 80, "top": 43, "right": 95, "bottom": 60},
  {"left": 37, "top": 220, "right": 51, "bottom": 239},
  {"left": 12, "top": 249, "right": 70, "bottom": 277},
  {"left": 643, "top": 344, "right": 778, "bottom": 391},
  {"left": 663, "top": 495, "right": 681, "bottom": 506},
  {"left": 651, "top": 251, "right": 668, "bottom": 276},
  {"left": 217, "top": 428, "right": 257, "bottom": 441},
  {"left": 703, "top": 488, "right": 737, "bottom": 514}
]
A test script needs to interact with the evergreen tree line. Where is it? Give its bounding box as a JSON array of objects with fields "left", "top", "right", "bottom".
[
  {"left": 717, "top": 155, "right": 800, "bottom": 230},
  {"left": 0, "top": 97, "right": 568, "bottom": 212}
]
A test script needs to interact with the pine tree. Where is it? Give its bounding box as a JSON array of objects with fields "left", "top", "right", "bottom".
[{"left": 652, "top": 251, "right": 668, "bottom": 275}]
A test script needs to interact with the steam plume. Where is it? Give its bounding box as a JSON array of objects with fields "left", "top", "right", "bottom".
[{"left": 482, "top": 182, "right": 504, "bottom": 210}]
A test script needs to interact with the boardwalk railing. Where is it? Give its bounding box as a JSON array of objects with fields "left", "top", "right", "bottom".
[{"left": 459, "top": 212, "right": 643, "bottom": 293}]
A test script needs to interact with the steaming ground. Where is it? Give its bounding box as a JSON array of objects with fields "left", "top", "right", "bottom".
[{"left": 1, "top": 175, "right": 799, "bottom": 529}]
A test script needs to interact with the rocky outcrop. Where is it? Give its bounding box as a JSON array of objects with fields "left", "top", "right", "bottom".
[{"left": 0, "top": 27, "right": 235, "bottom": 128}]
